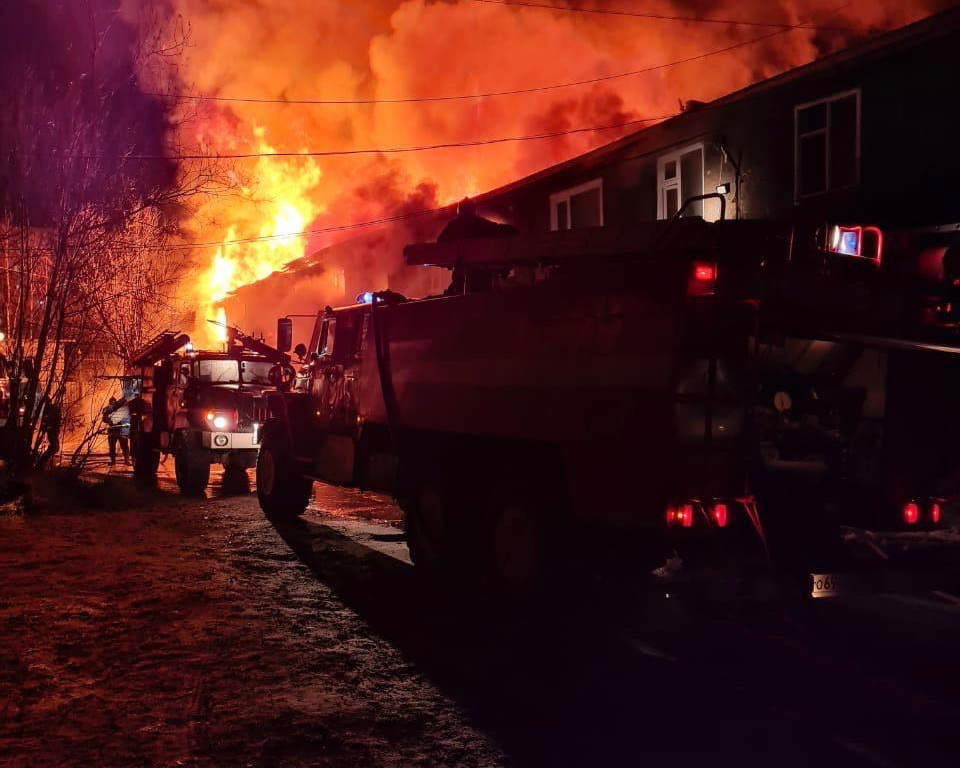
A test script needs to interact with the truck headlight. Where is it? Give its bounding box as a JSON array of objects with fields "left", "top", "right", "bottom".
[{"left": 213, "top": 415, "right": 228, "bottom": 430}]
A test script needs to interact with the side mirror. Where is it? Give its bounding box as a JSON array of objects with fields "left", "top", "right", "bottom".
[
  {"left": 277, "top": 317, "right": 293, "bottom": 352},
  {"left": 293, "top": 343, "right": 307, "bottom": 359}
]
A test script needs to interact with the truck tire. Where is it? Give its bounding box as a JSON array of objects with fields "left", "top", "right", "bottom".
[
  {"left": 174, "top": 439, "right": 211, "bottom": 496},
  {"left": 404, "top": 481, "right": 455, "bottom": 577},
  {"left": 131, "top": 430, "right": 159, "bottom": 478},
  {"left": 484, "top": 481, "right": 550, "bottom": 591},
  {"left": 257, "top": 442, "right": 312, "bottom": 520}
]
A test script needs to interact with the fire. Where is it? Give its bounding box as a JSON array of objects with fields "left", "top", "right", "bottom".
[
  {"left": 152, "top": 0, "right": 940, "bottom": 341},
  {"left": 197, "top": 128, "right": 324, "bottom": 345}
]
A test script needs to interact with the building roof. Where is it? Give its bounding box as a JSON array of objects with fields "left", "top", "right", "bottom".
[{"left": 474, "top": 4, "right": 960, "bottom": 204}]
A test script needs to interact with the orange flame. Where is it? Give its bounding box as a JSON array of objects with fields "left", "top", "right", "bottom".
[
  {"left": 155, "top": 0, "right": 939, "bottom": 342},
  {"left": 197, "top": 128, "right": 324, "bottom": 345}
]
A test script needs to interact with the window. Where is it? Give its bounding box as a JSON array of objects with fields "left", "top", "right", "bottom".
[
  {"left": 196, "top": 359, "right": 240, "bottom": 384},
  {"left": 240, "top": 361, "right": 275, "bottom": 385},
  {"left": 549, "top": 179, "right": 603, "bottom": 231},
  {"left": 795, "top": 90, "right": 860, "bottom": 199},
  {"left": 657, "top": 144, "right": 704, "bottom": 219}
]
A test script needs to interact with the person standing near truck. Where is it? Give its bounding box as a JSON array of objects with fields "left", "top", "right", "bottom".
[{"left": 102, "top": 397, "right": 130, "bottom": 465}]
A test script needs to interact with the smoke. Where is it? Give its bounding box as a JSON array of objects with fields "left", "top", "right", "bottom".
[
  {"left": 147, "top": 0, "right": 944, "bottom": 338},
  {"left": 0, "top": 0, "right": 175, "bottom": 220}
]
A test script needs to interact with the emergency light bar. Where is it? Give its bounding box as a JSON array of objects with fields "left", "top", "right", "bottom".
[{"left": 827, "top": 225, "right": 883, "bottom": 264}]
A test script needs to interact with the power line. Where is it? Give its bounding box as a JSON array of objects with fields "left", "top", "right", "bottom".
[
  {"left": 469, "top": 0, "right": 864, "bottom": 32},
  {"left": 101, "top": 113, "right": 677, "bottom": 161},
  {"left": 136, "top": 207, "right": 445, "bottom": 250},
  {"left": 145, "top": 23, "right": 812, "bottom": 106}
]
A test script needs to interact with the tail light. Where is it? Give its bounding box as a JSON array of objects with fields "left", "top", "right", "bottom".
[
  {"left": 666, "top": 502, "right": 696, "bottom": 528},
  {"left": 688, "top": 261, "right": 718, "bottom": 297},
  {"left": 930, "top": 501, "right": 942, "bottom": 524},
  {"left": 710, "top": 502, "right": 729, "bottom": 528},
  {"left": 902, "top": 501, "right": 920, "bottom": 525}
]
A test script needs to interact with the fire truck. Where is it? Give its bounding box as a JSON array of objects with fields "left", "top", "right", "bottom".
[
  {"left": 126, "top": 325, "right": 290, "bottom": 494},
  {"left": 256, "top": 197, "right": 959, "bottom": 588}
]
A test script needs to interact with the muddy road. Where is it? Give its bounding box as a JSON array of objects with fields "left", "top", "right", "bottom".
[{"left": 3, "top": 467, "right": 960, "bottom": 768}]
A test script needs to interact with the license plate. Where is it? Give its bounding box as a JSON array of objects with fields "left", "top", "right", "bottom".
[{"left": 810, "top": 573, "right": 844, "bottom": 598}]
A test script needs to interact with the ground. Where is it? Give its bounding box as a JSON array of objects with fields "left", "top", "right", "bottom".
[{"left": 3, "top": 464, "right": 960, "bottom": 768}]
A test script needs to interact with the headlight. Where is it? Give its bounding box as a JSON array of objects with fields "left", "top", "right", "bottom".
[{"left": 213, "top": 415, "right": 228, "bottom": 430}]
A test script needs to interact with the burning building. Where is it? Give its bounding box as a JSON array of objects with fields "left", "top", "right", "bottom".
[{"left": 145, "top": 0, "right": 946, "bottom": 342}]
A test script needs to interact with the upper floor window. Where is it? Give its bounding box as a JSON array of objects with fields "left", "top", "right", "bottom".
[
  {"left": 549, "top": 179, "right": 603, "bottom": 231},
  {"left": 657, "top": 144, "right": 704, "bottom": 219},
  {"left": 795, "top": 90, "right": 860, "bottom": 199}
]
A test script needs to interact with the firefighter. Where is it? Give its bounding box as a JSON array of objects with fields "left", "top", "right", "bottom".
[
  {"left": 38, "top": 396, "right": 61, "bottom": 468},
  {"left": 102, "top": 396, "right": 130, "bottom": 465}
]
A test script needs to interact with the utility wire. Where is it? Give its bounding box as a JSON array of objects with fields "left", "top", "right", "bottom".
[
  {"left": 134, "top": 207, "right": 445, "bottom": 250},
  {"left": 100, "top": 113, "right": 676, "bottom": 161},
  {"left": 469, "top": 0, "right": 865, "bottom": 32},
  {"left": 145, "top": 22, "right": 819, "bottom": 106}
]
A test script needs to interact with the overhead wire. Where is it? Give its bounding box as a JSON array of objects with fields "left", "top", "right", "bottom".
[
  {"left": 143, "top": 18, "right": 833, "bottom": 106},
  {"left": 468, "top": 0, "right": 865, "bottom": 32},
  {"left": 100, "top": 114, "right": 676, "bottom": 161},
  {"left": 130, "top": 207, "right": 446, "bottom": 250}
]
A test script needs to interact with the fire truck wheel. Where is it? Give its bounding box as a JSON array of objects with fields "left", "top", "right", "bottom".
[
  {"left": 485, "top": 485, "right": 549, "bottom": 591},
  {"left": 174, "top": 443, "right": 211, "bottom": 496},
  {"left": 257, "top": 444, "right": 312, "bottom": 520},
  {"left": 404, "top": 482, "right": 455, "bottom": 577}
]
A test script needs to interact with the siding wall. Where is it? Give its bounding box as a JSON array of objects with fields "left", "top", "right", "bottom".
[{"left": 476, "top": 27, "right": 960, "bottom": 233}]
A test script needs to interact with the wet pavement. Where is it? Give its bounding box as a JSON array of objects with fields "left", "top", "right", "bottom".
[{"left": 2, "top": 466, "right": 960, "bottom": 768}]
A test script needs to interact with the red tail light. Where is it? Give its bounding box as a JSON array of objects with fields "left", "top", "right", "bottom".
[
  {"left": 693, "top": 262, "right": 717, "bottom": 282},
  {"left": 711, "top": 502, "right": 729, "bottom": 528},
  {"left": 666, "top": 502, "right": 696, "bottom": 528},
  {"left": 688, "top": 261, "right": 718, "bottom": 297},
  {"left": 903, "top": 501, "right": 920, "bottom": 525},
  {"left": 930, "top": 501, "right": 942, "bottom": 524}
]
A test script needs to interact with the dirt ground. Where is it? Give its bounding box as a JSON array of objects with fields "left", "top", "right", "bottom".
[
  {"left": 0, "top": 469, "right": 503, "bottom": 768},
  {"left": 5, "top": 465, "right": 960, "bottom": 768}
]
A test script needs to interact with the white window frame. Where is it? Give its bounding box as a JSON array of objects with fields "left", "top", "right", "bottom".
[
  {"left": 794, "top": 88, "right": 861, "bottom": 202},
  {"left": 656, "top": 142, "right": 704, "bottom": 220},
  {"left": 549, "top": 178, "right": 604, "bottom": 231}
]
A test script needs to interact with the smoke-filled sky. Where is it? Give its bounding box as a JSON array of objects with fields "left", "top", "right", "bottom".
[
  {"left": 83, "top": 0, "right": 955, "bottom": 334},
  {"left": 156, "top": 0, "right": 943, "bottom": 206}
]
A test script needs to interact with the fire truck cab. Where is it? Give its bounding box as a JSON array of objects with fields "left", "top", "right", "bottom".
[
  {"left": 127, "top": 327, "right": 287, "bottom": 494},
  {"left": 258, "top": 207, "right": 960, "bottom": 588}
]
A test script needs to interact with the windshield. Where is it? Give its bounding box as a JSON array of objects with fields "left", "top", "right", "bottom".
[
  {"left": 241, "top": 361, "right": 274, "bottom": 385},
  {"left": 196, "top": 359, "right": 240, "bottom": 383},
  {"left": 195, "top": 359, "right": 275, "bottom": 385}
]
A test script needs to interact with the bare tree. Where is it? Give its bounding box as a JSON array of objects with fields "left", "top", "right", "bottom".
[{"left": 0, "top": 0, "right": 228, "bottom": 485}]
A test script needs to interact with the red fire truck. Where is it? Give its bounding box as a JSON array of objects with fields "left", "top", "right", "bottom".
[
  {"left": 257, "top": 199, "right": 958, "bottom": 589},
  {"left": 126, "top": 325, "right": 289, "bottom": 494}
]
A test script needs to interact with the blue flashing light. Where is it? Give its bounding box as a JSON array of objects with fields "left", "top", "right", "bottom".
[
  {"left": 838, "top": 229, "right": 860, "bottom": 257},
  {"left": 357, "top": 291, "right": 375, "bottom": 304}
]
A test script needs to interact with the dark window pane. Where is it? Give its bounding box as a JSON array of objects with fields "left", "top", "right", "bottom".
[
  {"left": 570, "top": 186, "right": 602, "bottom": 229},
  {"left": 829, "top": 95, "right": 858, "bottom": 189},
  {"left": 555, "top": 200, "right": 569, "bottom": 230},
  {"left": 799, "top": 132, "right": 827, "bottom": 196},
  {"left": 680, "top": 147, "right": 703, "bottom": 217},
  {"left": 663, "top": 159, "right": 677, "bottom": 180},
  {"left": 665, "top": 187, "right": 679, "bottom": 218},
  {"left": 798, "top": 103, "right": 827, "bottom": 134}
]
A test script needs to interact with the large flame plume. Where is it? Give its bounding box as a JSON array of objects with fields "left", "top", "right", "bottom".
[{"left": 149, "top": 0, "right": 942, "bottom": 343}]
